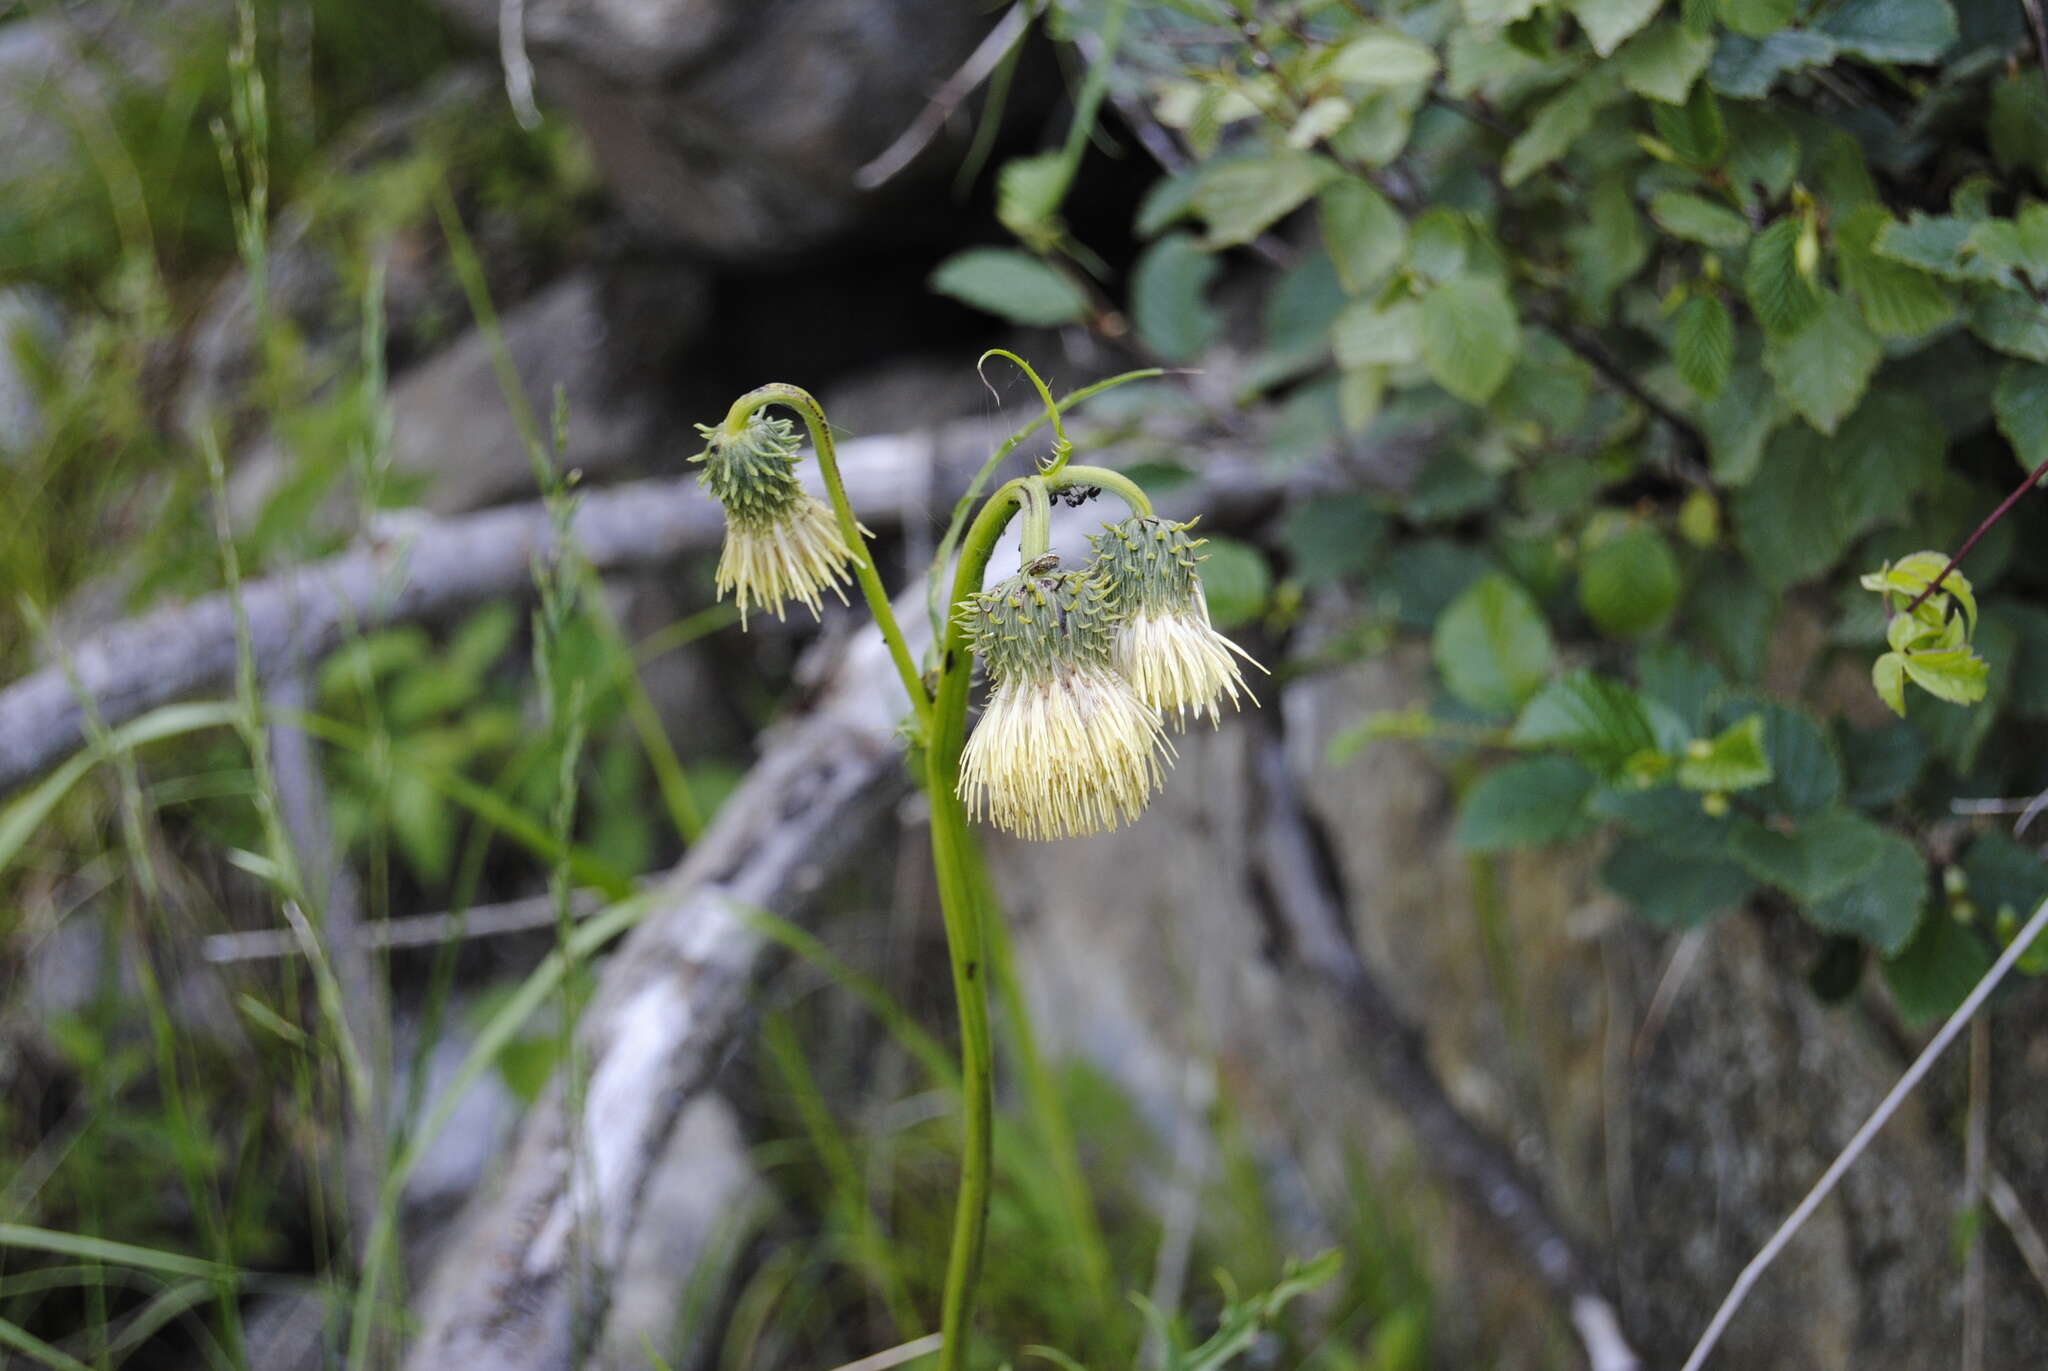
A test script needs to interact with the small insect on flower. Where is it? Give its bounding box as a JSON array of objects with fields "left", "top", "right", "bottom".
[
  {"left": 692, "top": 412, "right": 857, "bottom": 626},
  {"left": 958, "top": 566, "right": 1172, "bottom": 841},
  {"left": 1091, "top": 515, "right": 1264, "bottom": 728}
]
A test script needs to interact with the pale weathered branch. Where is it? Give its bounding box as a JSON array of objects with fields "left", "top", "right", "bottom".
[
  {"left": 401, "top": 602, "right": 927, "bottom": 1369},
  {"left": 0, "top": 423, "right": 1006, "bottom": 796}
]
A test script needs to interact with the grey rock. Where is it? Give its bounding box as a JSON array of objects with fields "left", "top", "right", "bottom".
[
  {"left": 984, "top": 629, "right": 2045, "bottom": 1367},
  {"left": 436, "top": 0, "right": 999, "bottom": 258},
  {"left": 229, "top": 266, "right": 706, "bottom": 525}
]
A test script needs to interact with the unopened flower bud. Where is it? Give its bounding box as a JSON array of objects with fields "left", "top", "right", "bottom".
[
  {"left": 692, "top": 413, "right": 855, "bottom": 626},
  {"left": 958, "top": 566, "right": 1171, "bottom": 840},
  {"left": 1090, "top": 515, "right": 1263, "bottom": 728}
]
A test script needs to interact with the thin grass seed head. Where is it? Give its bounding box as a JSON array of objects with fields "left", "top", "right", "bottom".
[
  {"left": 958, "top": 566, "right": 1172, "bottom": 840},
  {"left": 691, "top": 412, "right": 855, "bottom": 626},
  {"left": 1091, "top": 514, "right": 1264, "bottom": 728}
]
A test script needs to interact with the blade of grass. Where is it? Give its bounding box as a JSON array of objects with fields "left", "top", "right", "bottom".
[
  {"left": 0, "top": 702, "right": 240, "bottom": 878},
  {"left": 345, "top": 890, "right": 654, "bottom": 1360},
  {"left": 0, "top": 1315, "right": 95, "bottom": 1371},
  {"left": 763, "top": 1014, "right": 925, "bottom": 1340}
]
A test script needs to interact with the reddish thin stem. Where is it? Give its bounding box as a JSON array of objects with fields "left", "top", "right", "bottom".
[{"left": 1903, "top": 461, "right": 2046, "bottom": 619}]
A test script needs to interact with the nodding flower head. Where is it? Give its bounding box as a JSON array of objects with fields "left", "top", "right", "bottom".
[
  {"left": 692, "top": 413, "right": 855, "bottom": 626},
  {"left": 1091, "top": 515, "right": 1263, "bottom": 728},
  {"left": 958, "top": 564, "right": 1171, "bottom": 841}
]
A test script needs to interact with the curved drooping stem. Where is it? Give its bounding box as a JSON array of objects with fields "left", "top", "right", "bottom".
[
  {"left": 1050, "top": 463, "right": 1153, "bottom": 517},
  {"left": 978, "top": 349, "right": 1073, "bottom": 476},
  {"left": 720, "top": 384, "right": 932, "bottom": 726},
  {"left": 924, "top": 476, "right": 1030, "bottom": 1371}
]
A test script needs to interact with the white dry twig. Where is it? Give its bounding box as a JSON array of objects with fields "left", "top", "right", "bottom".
[{"left": 1678, "top": 894, "right": 2048, "bottom": 1371}]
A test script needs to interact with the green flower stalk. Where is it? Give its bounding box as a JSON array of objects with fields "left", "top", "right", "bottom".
[
  {"left": 692, "top": 412, "right": 858, "bottom": 625},
  {"left": 958, "top": 565, "right": 1171, "bottom": 840},
  {"left": 1092, "top": 514, "right": 1263, "bottom": 727},
  {"left": 691, "top": 358, "right": 1172, "bottom": 1371}
]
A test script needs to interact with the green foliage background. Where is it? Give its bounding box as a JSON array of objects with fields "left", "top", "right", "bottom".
[{"left": 938, "top": 0, "right": 2048, "bottom": 1020}]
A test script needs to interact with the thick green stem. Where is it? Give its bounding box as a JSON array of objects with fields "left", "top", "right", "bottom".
[
  {"left": 924, "top": 479, "right": 1028, "bottom": 1371},
  {"left": 723, "top": 384, "right": 933, "bottom": 727},
  {"left": 1050, "top": 463, "right": 1152, "bottom": 516},
  {"left": 1019, "top": 478, "right": 1053, "bottom": 563}
]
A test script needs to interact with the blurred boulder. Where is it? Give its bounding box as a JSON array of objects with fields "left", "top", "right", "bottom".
[
  {"left": 229, "top": 264, "right": 707, "bottom": 525},
  {"left": 988, "top": 629, "right": 2046, "bottom": 1368},
  {"left": 435, "top": 0, "right": 1000, "bottom": 258}
]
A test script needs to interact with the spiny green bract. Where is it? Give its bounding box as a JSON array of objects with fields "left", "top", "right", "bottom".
[
  {"left": 963, "top": 566, "right": 1120, "bottom": 681},
  {"left": 1089, "top": 514, "right": 1205, "bottom": 613},
  {"left": 691, "top": 413, "right": 807, "bottom": 524}
]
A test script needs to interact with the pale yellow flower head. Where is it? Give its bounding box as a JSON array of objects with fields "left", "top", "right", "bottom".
[
  {"left": 1091, "top": 515, "right": 1263, "bottom": 728},
  {"left": 958, "top": 566, "right": 1172, "bottom": 841},
  {"left": 692, "top": 413, "right": 856, "bottom": 626}
]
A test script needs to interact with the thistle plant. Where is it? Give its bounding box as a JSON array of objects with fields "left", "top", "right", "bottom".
[
  {"left": 692, "top": 352, "right": 1256, "bottom": 1369},
  {"left": 1092, "top": 513, "right": 1264, "bottom": 728}
]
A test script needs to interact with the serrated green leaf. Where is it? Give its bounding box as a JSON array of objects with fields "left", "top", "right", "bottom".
[
  {"left": 1834, "top": 205, "right": 1956, "bottom": 339},
  {"left": 1321, "top": 179, "right": 1407, "bottom": 294},
  {"left": 1802, "top": 830, "right": 1925, "bottom": 955},
  {"left": 997, "top": 153, "right": 1071, "bottom": 244},
  {"left": 1579, "top": 524, "right": 1683, "bottom": 638},
  {"left": 1714, "top": 695, "right": 1841, "bottom": 814},
  {"left": 1702, "top": 364, "right": 1784, "bottom": 483},
  {"left": 1433, "top": 573, "right": 1555, "bottom": 713},
  {"left": 1198, "top": 537, "right": 1272, "bottom": 630},
  {"left": 1831, "top": 389, "right": 1946, "bottom": 531},
  {"left": 1638, "top": 641, "right": 1728, "bottom": 735},
  {"left": 1602, "top": 839, "right": 1758, "bottom": 927},
  {"left": 1883, "top": 910, "right": 1992, "bottom": 1025},
  {"left": 1653, "top": 79, "right": 1728, "bottom": 165},
  {"left": 1813, "top": 0, "right": 1957, "bottom": 63},
  {"left": 1330, "top": 84, "right": 1426, "bottom": 166},
  {"left": 1650, "top": 191, "right": 1751, "bottom": 247},
  {"left": 1677, "top": 714, "right": 1774, "bottom": 790},
  {"left": 1961, "top": 831, "right": 2048, "bottom": 928},
  {"left": 1899, "top": 643, "right": 1990, "bottom": 706},
  {"left": 1993, "top": 361, "right": 2048, "bottom": 473},
  {"left": 1280, "top": 495, "right": 1389, "bottom": 586},
  {"left": 1745, "top": 217, "right": 1824, "bottom": 337},
  {"left": 1872, "top": 650, "right": 1908, "bottom": 715},
  {"left": 1455, "top": 756, "right": 1598, "bottom": 851},
  {"left": 1503, "top": 70, "right": 1621, "bottom": 184},
  {"left": 1572, "top": 0, "right": 1664, "bottom": 55},
  {"left": 1719, "top": 0, "right": 1802, "bottom": 37},
  {"left": 1734, "top": 426, "right": 1844, "bottom": 585},
  {"left": 1837, "top": 722, "right": 1923, "bottom": 810},
  {"left": 1328, "top": 31, "right": 1442, "bottom": 85},
  {"left": 1192, "top": 153, "right": 1337, "bottom": 248},
  {"left": 1570, "top": 176, "right": 1651, "bottom": 315},
  {"left": 1333, "top": 297, "right": 1424, "bottom": 368},
  {"left": 1730, "top": 807, "right": 1889, "bottom": 901},
  {"left": 1707, "top": 30, "right": 1839, "bottom": 98},
  {"left": 1464, "top": 0, "right": 1545, "bottom": 29},
  {"left": 1673, "top": 293, "right": 1735, "bottom": 398},
  {"left": 1421, "top": 276, "right": 1521, "bottom": 403},
  {"left": 929, "top": 249, "right": 1089, "bottom": 326},
  {"left": 1874, "top": 213, "right": 1999, "bottom": 283},
  {"left": 1131, "top": 234, "right": 1223, "bottom": 363},
  {"left": 1763, "top": 292, "right": 1882, "bottom": 434},
  {"left": 1970, "top": 289, "right": 2048, "bottom": 362},
  {"left": 1615, "top": 21, "right": 1717, "bottom": 100},
  {"left": 1288, "top": 96, "right": 1357, "bottom": 149},
  {"left": 1511, "top": 670, "right": 1659, "bottom": 769}
]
